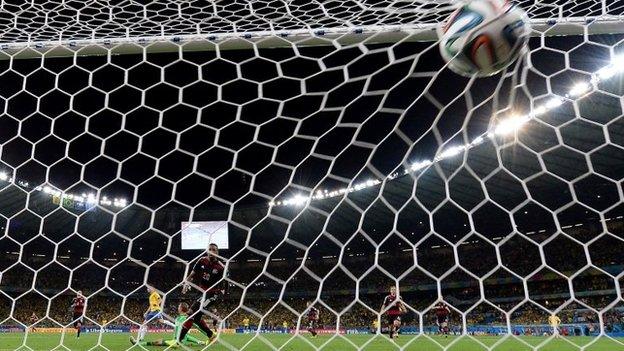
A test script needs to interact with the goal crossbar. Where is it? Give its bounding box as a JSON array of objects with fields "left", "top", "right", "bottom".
[{"left": 1, "top": 16, "right": 623, "bottom": 59}]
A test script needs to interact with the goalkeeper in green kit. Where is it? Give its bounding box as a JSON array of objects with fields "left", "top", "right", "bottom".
[{"left": 130, "top": 302, "right": 209, "bottom": 347}]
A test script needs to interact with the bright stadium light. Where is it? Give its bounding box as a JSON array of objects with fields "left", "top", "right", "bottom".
[
  {"left": 545, "top": 96, "right": 563, "bottom": 109},
  {"left": 86, "top": 193, "right": 97, "bottom": 204},
  {"left": 113, "top": 198, "right": 127, "bottom": 208},
  {"left": 569, "top": 82, "right": 591, "bottom": 97},
  {"left": 494, "top": 115, "right": 529, "bottom": 135},
  {"left": 410, "top": 160, "right": 432, "bottom": 172},
  {"left": 35, "top": 189, "right": 126, "bottom": 208},
  {"left": 366, "top": 179, "right": 378, "bottom": 187},
  {"left": 99, "top": 196, "right": 112, "bottom": 206},
  {"left": 596, "top": 55, "right": 624, "bottom": 80},
  {"left": 271, "top": 50, "right": 624, "bottom": 207},
  {"left": 596, "top": 66, "right": 618, "bottom": 80},
  {"left": 471, "top": 136, "right": 484, "bottom": 145},
  {"left": 530, "top": 105, "right": 547, "bottom": 117},
  {"left": 0, "top": 173, "right": 128, "bottom": 209},
  {"left": 288, "top": 194, "right": 307, "bottom": 206},
  {"left": 439, "top": 145, "right": 465, "bottom": 159}
]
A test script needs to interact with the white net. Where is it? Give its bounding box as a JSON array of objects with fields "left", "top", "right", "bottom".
[{"left": 0, "top": 1, "right": 624, "bottom": 350}]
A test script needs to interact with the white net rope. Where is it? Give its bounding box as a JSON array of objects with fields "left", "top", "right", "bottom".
[
  {"left": 0, "top": 1, "right": 623, "bottom": 351},
  {"left": 0, "top": 0, "right": 622, "bottom": 48}
]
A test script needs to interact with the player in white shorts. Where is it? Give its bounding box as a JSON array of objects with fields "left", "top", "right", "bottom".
[{"left": 548, "top": 314, "right": 561, "bottom": 338}]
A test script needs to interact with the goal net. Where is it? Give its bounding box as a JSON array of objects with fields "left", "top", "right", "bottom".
[{"left": 0, "top": 0, "right": 623, "bottom": 350}]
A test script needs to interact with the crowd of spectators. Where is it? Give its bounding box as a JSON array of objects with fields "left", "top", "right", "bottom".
[
  {"left": 2, "top": 220, "right": 624, "bottom": 333},
  {"left": 4, "top": 293, "right": 624, "bottom": 334},
  {"left": 2, "top": 270, "right": 623, "bottom": 333}
]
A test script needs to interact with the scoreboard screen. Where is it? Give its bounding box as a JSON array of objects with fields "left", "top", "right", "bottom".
[{"left": 181, "top": 221, "right": 229, "bottom": 250}]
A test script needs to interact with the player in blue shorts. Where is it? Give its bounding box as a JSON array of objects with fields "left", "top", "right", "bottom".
[{"left": 137, "top": 286, "right": 176, "bottom": 342}]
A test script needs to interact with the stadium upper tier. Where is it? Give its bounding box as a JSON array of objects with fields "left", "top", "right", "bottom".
[{"left": 0, "top": 0, "right": 622, "bottom": 45}]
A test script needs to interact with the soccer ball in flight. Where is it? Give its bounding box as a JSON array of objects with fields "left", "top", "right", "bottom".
[{"left": 438, "top": 0, "right": 530, "bottom": 77}]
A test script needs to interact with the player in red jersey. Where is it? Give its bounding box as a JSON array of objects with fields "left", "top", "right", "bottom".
[
  {"left": 381, "top": 286, "right": 406, "bottom": 339},
  {"left": 210, "top": 307, "right": 220, "bottom": 329},
  {"left": 29, "top": 312, "right": 38, "bottom": 332},
  {"left": 178, "top": 243, "right": 226, "bottom": 344},
  {"left": 306, "top": 301, "right": 319, "bottom": 338},
  {"left": 434, "top": 302, "right": 450, "bottom": 337},
  {"left": 71, "top": 291, "right": 86, "bottom": 338}
]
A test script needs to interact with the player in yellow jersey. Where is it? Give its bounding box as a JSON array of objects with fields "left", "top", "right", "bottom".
[
  {"left": 372, "top": 319, "right": 379, "bottom": 334},
  {"left": 548, "top": 314, "right": 561, "bottom": 338},
  {"left": 243, "top": 317, "right": 250, "bottom": 330},
  {"left": 137, "top": 286, "right": 176, "bottom": 341}
]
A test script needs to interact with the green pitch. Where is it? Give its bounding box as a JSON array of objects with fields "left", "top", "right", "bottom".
[{"left": 1, "top": 333, "right": 624, "bottom": 351}]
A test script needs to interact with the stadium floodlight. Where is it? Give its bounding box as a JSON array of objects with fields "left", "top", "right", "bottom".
[
  {"left": 494, "top": 115, "right": 529, "bottom": 135},
  {"left": 544, "top": 96, "right": 564, "bottom": 109},
  {"left": 0, "top": 168, "right": 127, "bottom": 209},
  {"left": 273, "top": 49, "right": 624, "bottom": 207},
  {"left": 410, "top": 160, "right": 432, "bottom": 172},
  {"left": 100, "top": 196, "right": 112, "bottom": 206},
  {"left": 596, "top": 55, "right": 624, "bottom": 80},
  {"left": 438, "top": 145, "right": 465, "bottom": 159},
  {"left": 113, "top": 198, "right": 127, "bottom": 208},
  {"left": 530, "top": 105, "right": 547, "bottom": 117},
  {"left": 286, "top": 194, "right": 307, "bottom": 206},
  {"left": 86, "top": 194, "right": 97, "bottom": 205},
  {"left": 32, "top": 185, "right": 124, "bottom": 209},
  {"left": 596, "top": 66, "right": 618, "bottom": 80},
  {"left": 568, "top": 82, "right": 591, "bottom": 97},
  {"left": 366, "top": 179, "right": 378, "bottom": 187},
  {"left": 470, "top": 136, "right": 485, "bottom": 145}
]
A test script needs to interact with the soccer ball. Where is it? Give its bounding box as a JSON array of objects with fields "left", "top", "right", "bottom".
[{"left": 438, "top": 0, "right": 530, "bottom": 77}]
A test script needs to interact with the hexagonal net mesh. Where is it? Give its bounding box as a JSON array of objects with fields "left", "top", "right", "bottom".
[{"left": 0, "top": 1, "right": 624, "bottom": 351}]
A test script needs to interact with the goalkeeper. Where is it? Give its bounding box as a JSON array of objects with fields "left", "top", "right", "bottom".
[{"left": 130, "top": 302, "right": 208, "bottom": 347}]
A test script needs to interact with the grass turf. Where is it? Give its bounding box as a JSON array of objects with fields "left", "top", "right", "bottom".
[{"left": 1, "top": 333, "right": 624, "bottom": 351}]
